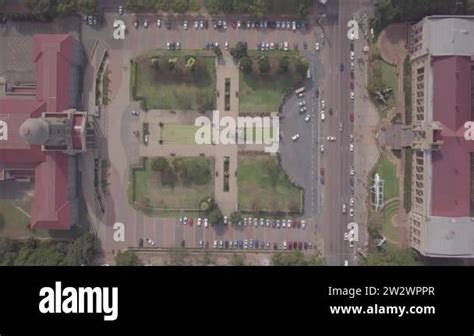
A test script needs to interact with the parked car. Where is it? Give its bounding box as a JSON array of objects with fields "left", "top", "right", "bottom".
[
  {"left": 183, "top": 20, "right": 188, "bottom": 30},
  {"left": 292, "top": 134, "right": 300, "bottom": 141},
  {"left": 327, "top": 136, "right": 336, "bottom": 141},
  {"left": 305, "top": 115, "right": 311, "bottom": 122}
]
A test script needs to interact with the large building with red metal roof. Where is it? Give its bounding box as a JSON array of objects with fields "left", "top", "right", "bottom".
[
  {"left": 408, "top": 16, "right": 474, "bottom": 257},
  {"left": 0, "top": 34, "right": 86, "bottom": 230}
]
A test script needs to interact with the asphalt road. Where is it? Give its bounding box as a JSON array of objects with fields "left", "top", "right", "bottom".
[{"left": 318, "top": 0, "right": 372, "bottom": 266}]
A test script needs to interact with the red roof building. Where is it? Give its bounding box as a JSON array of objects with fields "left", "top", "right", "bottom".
[
  {"left": 0, "top": 34, "right": 85, "bottom": 230},
  {"left": 408, "top": 16, "right": 474, "bottom": 257}
]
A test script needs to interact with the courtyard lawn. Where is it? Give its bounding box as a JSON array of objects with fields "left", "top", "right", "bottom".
[
  {"left": 238, "top": 155, "right": 303, "bottom": 213},
  {"left": 239, "top": 52, "right": 305, "bottom": 114},
  {"left": 369, "top": 59, "right": 398, "bottom": 118},
  {"left": 382, "top": 200, "right": 400, "bottom": 242},
  {"left": 0, "top": 199, "right": 50, "bottom": 238},
  {"left": 161, "top": 124, "right": 201, "bottom": 144},
  {"left": 134, "top": 51, "right": 216, "bottom": 111},
  {"left": 374, "top": 154, "right": 400, "bottom": 201},
  {"left": 130, "top": 157, "right": 214, "bottom": 213}
]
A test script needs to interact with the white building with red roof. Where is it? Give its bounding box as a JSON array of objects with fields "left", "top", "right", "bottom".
[{"left": 0, "top": 34, "right": 86, "bottom": 230}]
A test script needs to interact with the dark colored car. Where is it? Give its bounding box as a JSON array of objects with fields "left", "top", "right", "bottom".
[
  {"left": 320, "top": 167, "right": 325, "bottom": 176},
  {"left": 254, "top": 240, "right": 259, "bottom": 248},
  {"left": 165, "top": 20, "right": 171, "bottom": 29},
  {"left": 206, "top": 241, "right": 209, "bottom": 249},
  {"left": 350, "top": 112, "right": 354, "bottom": 122},
  {"left": 304, "top": 242, "right": 308, "bottom": 250},
  {"left": 288, "top": 241, "right": 293, "bottom": 250},
  {"left": 320, "top": 176, "right": 325, "bottom": 184},
  {"left": 239, "top": 240, "right": 244, "bottom": 249},
  {"left": 298, "top": 241, "right": 303, "bottom": 250},
  {"left": 181, "top": 240, "right": 185, "bottom": 248},
  {"left": 188, "top": 218, "right": 193, "bottom": 226},
  {"left": 316, "top": 88, "right": 320, "bottom": 98},
  {"left": 350, "top": 81, "right": 354, "bottom": 90},
  {"left": 260, "top": 241, "right": 265, "bottom": 249},
  {"left": 329, "top": 107, "right": 334, "bottom": 115},
  {"left": 273, "top": 242, "right": 278, "bottom": 250},
  {"left": 296, "top": 220, "right": 301, "bottom": 229},
  {"left": 350, "top": 71, "right": 354, "bottom": 79},
  {"left": 138, "top": 238, "right": 144, "bottom": 248},
  {"left": 350, "top": 42, "right": 354, "bottom": 51},
  {"left": 293, "top": 241, "right": 298, "bottom": 250},
  {"left": 225, "top": 241, "right": 229, "bottom": 248},
  {"left": 340, "top": 63, "right": 344, "bottom": 72}
]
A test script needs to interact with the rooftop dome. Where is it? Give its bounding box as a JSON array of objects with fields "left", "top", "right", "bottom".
[{"left": 19, "top": 118, "right": 49, "bottom": 145}]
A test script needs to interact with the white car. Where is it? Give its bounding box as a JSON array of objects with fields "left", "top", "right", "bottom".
[
  {"left": 270, "top": 42, "right": 274, "bottom": 50},
  {"left": 350, "top": 197, "right": 354, "bottom": 206},
  {"left": 321, "top": 100, "right": 326, "bottom": 108},
  {"left": 351, "top": 62, "right": 355, "bottom": 70},
  {"left": 183, "top": 21, "right": 188, "bottom": 30},
  {"left": 349, "top": 240, "right": 354, "bottom": 248},
  {"left": 298, "top": 101, "right": 306, "bottom": 107},
  {"left": 301, "top": 220, "right": 306, "bottom": 229},
  {"left": 350, "top": 167, "right": 355, "bottom": 175},
  {"left": 213, "top": 240, "right": 218, "bottom": 248},
  {"left": 166, "top": 42, "right": 171, "bottom": 50},
  {"left": 282, "top": 219, "right": 287, "bottom": 228},
  {"left": 176, "top": 42, "right": 181, "bottom": 50},
  {"left": 266, "top": 219, "right": 270, "bottom": 227},
  {"left": 224, "top": 41, "right": 229, "bottom": 50},
  {"left": 254, "top": 218, "right": 258, "bottom": 227},
  {"left": 350, "top": 91, "right": 354, "bottom": 99},
  {"left": 342, "top": 204, "right": 347, "bottom": 214},
  {"left": 183, "top": 216, "right": 188, "bottom": 224},
  {"left": 118, "top": 5, "right": 123, "bottom": 15},
  {"left": 200, "top": 20, "right": 204, "bottom": 29},
  {"left": 283, "top": 41, "right": 289, "bottom": 51},
  {"left": 223, "top": 216, "right": 228, "bottom": 224},
  {"left": 344, "top": 232, "right": 349, "bottom": 241},
  {"left": 156, "top": 19, "right": 161, "bottom": 28},
  {"left": 350, "top": 143, "right": 354, "bottom": 152},
  {"left": 315, "top": 42, "right": 320, "bottom": 51},
  {"left": 350, "top": 134, "right": 354, "bottom": 142},
  {"left": 321, "top": 111, "right": 325, "bottom": 121},
  {"left": 350, "top": 51, "right": 355, "bottom": 60},
  {"left": 320, "top": 144, "right": 325, "bottom": 152},
  {"left": 197, "top": 218, "right": 202, "bottom": 226},
  {"left": 204, "top": 218, "right": 209, "bottom": 228},
  {"left": 287, "top": 219, "right": 293, "bottom": 228},
  {"left": 327, "top": 136, "right": 336, "bottom": 141},
  {"left": 292, "top": 134, "right": 300, "bottom": 141},
  {"left": 144, "top": 19, "right": 148, "bottom": 28},
  {"left": 194, "top": 21, "right": 199, "bottom": 29},
  {"left": 305, "top": 115, "right": 311, "bottom": 122},
  {"left": 237, "top": 21, "right": 241, "bottom": 29},
  {"left": 292, "top": 21, "right": 296, "bottom": 31},
  {"left": 283, "top": 241, "right": 287, "bottom": 249},
  {"left": 339, "top": 122, "right": 343, "bottom": 132},
  {"left": 349, "top": 208, "right": 354, "bottom": 217}
]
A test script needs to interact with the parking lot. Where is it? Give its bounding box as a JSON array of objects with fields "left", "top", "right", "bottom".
[{"left": 80, "top": 11, "right": 325, "bottom": 253}]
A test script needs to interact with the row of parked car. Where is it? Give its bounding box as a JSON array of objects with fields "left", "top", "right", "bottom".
[
  {"left": 257, "top": 41, "right": 290, "bottom": 51},
  {"left": 205, "top": 239, "right": 313, "bottom": 250},
  {"left": 178, "top": 216, "right": 306, "bottom": 229}
]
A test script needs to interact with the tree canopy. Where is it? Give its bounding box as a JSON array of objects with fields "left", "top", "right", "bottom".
[{"left": 271, "top": 251, "right": 325, "bottom": 266}]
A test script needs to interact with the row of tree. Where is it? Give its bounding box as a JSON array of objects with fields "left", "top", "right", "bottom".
[
  {"left": 16, "top": 0, "right": 100, "bottom": 20},
  {"left": 125, "top": 0, "right": 200, "bottom": 13},
  {"left": 372, "top": 0, "right": 474, "bottom": 34},
  {"left": 205, "top": 0, "right": 312, "bottom": 19},
  {"left": 0, "top": 232, "right": 100, "bottom": 266}
]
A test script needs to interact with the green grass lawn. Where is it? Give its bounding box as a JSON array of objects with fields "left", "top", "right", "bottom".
[
  {"left": 239, "top": 52, "right": 305, "bottom": 114},
  {"left": 130, "top": 157, "right": 214, "bottom": 213},
  {"left": 161, "top": 124, "right": 202, "bottom": 144},
  {"left": 134, "top": 51, "right": 216, "bottom": 111},
  {"left": 370, "top": 60, "right": 398, "bottom": 118},
  {"left": 382, "top": 200, "right": 400, "bottom": 242},
  {"left": 0, "top": 199, "right": 50, "bottom": 238},
  {"left": 374, "top": 154, "right": 400, "bottom": 201},
  {"left": 238, "top": 155, "right": 303, "bottom": 213}
]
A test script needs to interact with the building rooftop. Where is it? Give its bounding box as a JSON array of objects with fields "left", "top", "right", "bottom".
[
  {"left": 426, "top": 16, "right": 474, "bottom": 56},
  {"left": 431, "top": 55, "right": 473, "bottom": 218},
  {"left": 0, "top": 34, "right": 78, "bottom": 230}
]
